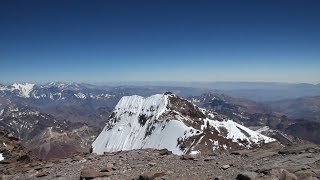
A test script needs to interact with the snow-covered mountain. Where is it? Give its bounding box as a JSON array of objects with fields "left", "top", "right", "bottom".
[
  {"left": 0, "top": 83, "right": 35, "bottom": 98},
  {"left": 0, "top": 82, "right": 116, "bottom": 101},
  {"left": 93, "top": 92, "right": 275, "bottom": 155}
]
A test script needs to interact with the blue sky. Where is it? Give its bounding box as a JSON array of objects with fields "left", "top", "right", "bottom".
[{"left": 0, "top": 0, "right": 320, "bottom": 83}]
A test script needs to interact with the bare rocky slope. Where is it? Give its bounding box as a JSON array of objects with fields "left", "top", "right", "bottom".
[{"left": 1, "top": 143, "right": 319, "bottom": 180}]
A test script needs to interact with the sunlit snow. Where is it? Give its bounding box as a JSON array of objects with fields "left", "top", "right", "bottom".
[
  {"left": 11, "top": 83, "right": 35, "bottom": 98},
  {"left": 93, "top": 94, "right": 275, "bottom": 155}
]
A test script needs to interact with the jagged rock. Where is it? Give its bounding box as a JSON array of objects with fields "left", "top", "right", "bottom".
[
  {"left": 7, "top": 133, "right": 19, "bottom": 141},
  {"left": 100, "top": 163, "right": 115, "bottom": 172},
  {"left": 32, "top": 166, "right": 43, "bottom": 171},
  {"left": 36, "top": 171, "right": 49, "bottom": 177},
  {"left": 44, "top": 163, "right": 54, "bottom": 168},
  {"left": 148, "top": 162, "right": 156, "bottom": 167},
  {"left": 230, "top": 151, "right": 241, "bottom": 155},
  {"left": 221, "top": 165, "right": 230, "bottom": 170},
  {"left": 180, "top": 154, "right": 197, "bottom": 160},
  {"left": 204, "top": 157, "right": 215, "bottom": 161},
  {"left": 236, "top": 172, "right": 257, "bottom": 180},
  {"left": 80, "top": 167, "right": 101, "bottom": 179},
  {"left": 158, "top": 149, "right": 172, "bottom": 156}
]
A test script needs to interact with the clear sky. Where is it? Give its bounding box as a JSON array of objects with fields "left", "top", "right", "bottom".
[{"left": 0, "top": 0, "right": 320, "bottom": 83}]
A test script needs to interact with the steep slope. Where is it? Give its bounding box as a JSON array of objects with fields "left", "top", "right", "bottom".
[{"left": 93, "top": 93, "right": 275, "bottom": 155}]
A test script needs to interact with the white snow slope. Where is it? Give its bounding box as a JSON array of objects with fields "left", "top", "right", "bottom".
[
  {"left": 92, "top": 94, "right": 275, "bottom": 155},
  {"left": 11, "top": 83, "right": 35, "bottom": 98}
]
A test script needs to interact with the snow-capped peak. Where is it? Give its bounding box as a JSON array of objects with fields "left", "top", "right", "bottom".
[
  {"left": 10, "top": 83, "right": 35, "bottom": 98},
  {"left": 92, "top": 93, "right": 275, "bottom": 155}
]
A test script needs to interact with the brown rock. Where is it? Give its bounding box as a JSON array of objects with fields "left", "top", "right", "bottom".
[
  {"left": 269, "top": 168, "right": 298, "bottom": 180},
  {"left": 100, "top": 163, "right": 115, "bottom": 172},
  {"left": 80, "top": 167, "right": 101, "bottom": 179}
]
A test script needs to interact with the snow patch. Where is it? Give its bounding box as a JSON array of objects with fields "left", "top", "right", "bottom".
[
  {"left": 11, "top": 83, "right": 35, "bottom": 98},
  {"left": 202, "top": 119, "right": 275, "bottom": 145},
  {"left": 0, "top": 153, "right": 3, "bottom": 161},
  {"left": 74, "top": 92, "right": 86, "bottom": 99}
]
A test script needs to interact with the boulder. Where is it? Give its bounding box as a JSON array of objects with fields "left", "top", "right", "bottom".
[
  {"left": 221, "top": 165, "right": 230, "bottom": 170},
  {"left": 80, "top": 167, "right": 101, "bottom": 180},
  {"left": 236, "top": 171, "right": 258, "bottom": 180},
  {"left": 100, "top": 163, "right": 115, "bottom": 172},
  {"left": 134, "top": 171, "right": 166, "bottom": 180}
]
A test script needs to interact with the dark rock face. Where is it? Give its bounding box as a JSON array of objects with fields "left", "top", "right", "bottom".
[
  {"left": 138, "top": 114, "right": 148, "bottom": 126},
  {"left": 167, "top": 94, "right": 206, "bottom": 120}
]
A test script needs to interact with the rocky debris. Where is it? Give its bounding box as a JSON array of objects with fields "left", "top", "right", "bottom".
[
  {"left": 0, "top": 144, "right": 319, "bottom": 180},
  {"left": 258, "top": 168, "right": 298, "bottom": 180},
  {"left": 278, "top": 144, "right": 319, "bottom": 155}
]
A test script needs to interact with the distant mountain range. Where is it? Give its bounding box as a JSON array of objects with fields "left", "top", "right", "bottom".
[
  {"left": 266, "top": 96, "right": 320, "bottom": 122},
  {"left": 189, "top": 93, "right": 320, "bottom": 144},
  {"left": 0, "top": 82, "right": 319, "bottom": 159}
]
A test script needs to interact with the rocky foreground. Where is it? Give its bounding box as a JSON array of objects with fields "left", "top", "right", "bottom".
[{"left": 1, "top": 143, "right": 319, "bottom": 180}]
